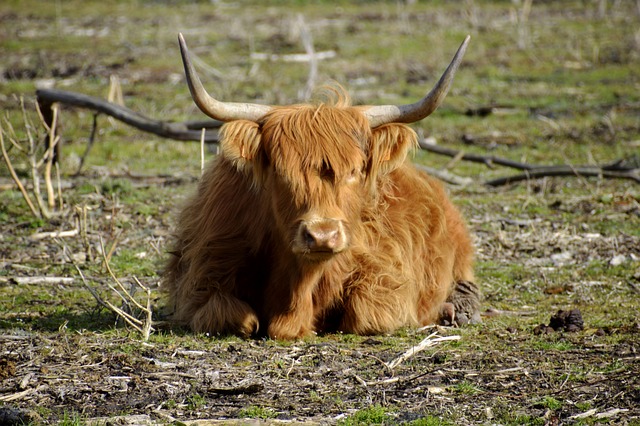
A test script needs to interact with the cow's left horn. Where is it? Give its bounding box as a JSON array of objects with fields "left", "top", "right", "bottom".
[
  {"left": 178, "top": 33, "right": 272, "bottom": 122},
  {"left": 364, "top": 35, "right": 470, "bottom": 128}
]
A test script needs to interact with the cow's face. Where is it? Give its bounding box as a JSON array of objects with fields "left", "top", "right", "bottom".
[
  {"left": 220, "top": 103, "right": 416, "bottom": 263},
  {"left": 178, "top": 34, "right": 468, "bottom": 261}
]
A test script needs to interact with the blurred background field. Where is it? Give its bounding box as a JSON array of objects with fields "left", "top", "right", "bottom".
[{"left": 1, "top": 1, "right": 639, "bottom": 424}]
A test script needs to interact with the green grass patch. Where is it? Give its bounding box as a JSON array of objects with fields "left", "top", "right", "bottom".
[
  {"left": 237, "top": 405, "right": 278, "bottom": 420},
  {"left": 337, "top": 404, "right": 392, "bottom": 425},
  {"left": 534, "top": 395, "right": 563, "bottom": 411},
  {"left": 58, "top": 411, "right": 86, "bottom": 426},
  {"left": 530, "top": 338, "right": 577, "bottom": 352},
  {"left": 406, "top": 416, "right": 454, "bottom": 426},
  {"left": 186, "top": 393, "right": 207, "bottom": 411},
  {"left": 453, "top": 380, "right": 482, "bottom": 395}
]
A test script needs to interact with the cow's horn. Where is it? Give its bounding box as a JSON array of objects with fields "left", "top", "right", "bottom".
[
  {"left": 179, "top": 33, "right": 272, "bottom": 122},
  {"left": 364, "top": 35, "right": 470, "bottom": 128}
]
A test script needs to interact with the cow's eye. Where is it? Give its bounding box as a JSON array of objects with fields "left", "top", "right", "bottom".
[
  {"left": 345, "top": 168, "right": 362, "bottom": 184},
  {"left": 320, "top": 165, "right": 335, "bottom": 182}
]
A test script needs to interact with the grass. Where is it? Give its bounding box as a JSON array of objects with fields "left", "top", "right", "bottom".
[
  {"left": 237, "top": 405, "right": 278, "bottom": 420},
  {"left": 534, "top": 395, "right": 563, "bottom": 411},
  {"left": 186, "top": 393, "right": 207, "bottom": 411},
  {"left": 337, "top": 404, "right": 391, "bottom": 425},
  {"left": 58, "top": 411, "right": 85, "bottom": 426},
  {"left": 453, "top": 380, "right": 482, "bottom": 395},
  {"left": 406, "top": 417, "right": 454, "bottom": 426}
]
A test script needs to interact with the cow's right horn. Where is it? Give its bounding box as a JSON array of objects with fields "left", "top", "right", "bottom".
[{"left": 179, "top": 33, "right": 272, "bottom": 122}]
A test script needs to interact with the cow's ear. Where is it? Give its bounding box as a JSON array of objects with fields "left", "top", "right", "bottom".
[
  {"left": 369, "top": 124, "right": 417, "bottom": 175},
  {"left": 219, "top": 120, "right": 262, "bottom": 169}
]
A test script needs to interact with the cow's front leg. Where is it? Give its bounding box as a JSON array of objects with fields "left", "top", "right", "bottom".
[
  {"left": 267, "top": 283, "right": 316, "bottom": 339},
  {"left": 190, "top": 291, "right": 259, "bottom": 337},
  {"left": 339, "top": 272, "right": 415, "bottom": 335},
  {"left": 265, "top": 268, "right": 320, "bottom": 340},
  {"left": 267, "top": 301, "right": 314, "bottom": 340}
]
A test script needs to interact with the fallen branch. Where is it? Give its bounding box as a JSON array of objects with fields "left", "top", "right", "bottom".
[
  {"left": 571, "top": 408, "right": 629, "bottom": 420},
  {"left": 385, "top": 333, "right": 461, "bottom": 370},
  {"left": 419, "top": 139, "right": 640, "bottom": 185},
  {"left": 0, "top": 388, "right": 36, "bottom": 403},
  {"left": 418, "top": 139, "right": 533, "bottom": 170},
  {"left": 34, "top": 88, "right": 639, "bottom": 186},
  {"left": 207, "top": 383, "right": 264, "bottom": 396},
  {"left": 3, "top": 276, "right": 75, "bottom": 285},
  {"left": 485, "top": 166, "right": 640, "bottom": 186},
  {"left": 36, "top": 88, "right": 222, "bottom": 144},
  {"left": 84, "top": 415, "right": 156, "bottom": 426},
  {"left": 29, "top": 229, "right": 79, "bottom": 241},
  {"left": 416, "top": 164, "right": 473, "bottom": 186},
  {"left": 250, "top": 50, "right": 336, "bottom": 62}
]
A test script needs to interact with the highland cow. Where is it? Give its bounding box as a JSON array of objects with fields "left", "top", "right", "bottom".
[{"left": 164, "top": 34, "right": 480, "bottom": 339}]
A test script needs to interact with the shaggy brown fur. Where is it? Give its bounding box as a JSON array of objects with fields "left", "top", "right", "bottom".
[{"left": 164, "top": 89, "right": 479, "bottom": 339}]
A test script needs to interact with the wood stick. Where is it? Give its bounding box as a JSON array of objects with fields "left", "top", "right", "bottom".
[
  {"left": 418, "top": 139, "right": 533, "bottom": 170},
  {"left": 0, "top": 128, "right": 39, "bottom": 217},
  {"left": 29, "top": 229, "right": 79, "bottom": 240},
  {"left": 7, "top": 276, "right": 75, "bottom": 285},
  {"left": 0, "top": 388, "right": 35, "bottom": 402},
  {"left": 385, "top": 333, "right": 461, "bottom": 370},
  {"left": 44, "top": 104, "right": 58, "bottom": 209},
  {"left": 486, "top": 166, "right": 640, "bottom": 186},
  {"left": 36, "top": 88, "right": 222, "bottom": 143}
]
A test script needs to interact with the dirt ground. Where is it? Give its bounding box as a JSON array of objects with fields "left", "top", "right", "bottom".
[
  {"left": 0, "top": 314, "right": 638, "bottom": 425},
  {"left": 1, "top": 175, "right": 638, "bottom": 424}
]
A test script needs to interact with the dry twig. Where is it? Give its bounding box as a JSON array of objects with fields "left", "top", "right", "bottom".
[
  {"left": 99, "top": 237, "right": 154, "bottom": 340},
  {"left": 385, "top": 333, "right": 461, "bottom": 370},
  {"left": 1, "top": 97, "right": 65, "bottom": 219},
  {"left": 2, "top": 276, "right": 75, "bottom": 285},
  {"left": 0, "top": 126, "right": 39, "bottom": 216},
  {"left": 419, "top": 139, "right": 640, "bottom": 185},
  {"left": 36, "top": 88, "right": 221, "bottom": 144},
  {"left": 72, "top": 238, "right": 155, "bottom": 341},
  {"left": 29, "top": 229, "right": 79, "bottom": 241}
]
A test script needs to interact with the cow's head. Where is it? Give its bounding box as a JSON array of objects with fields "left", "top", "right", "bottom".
[{"left": 178, "top": 34, "right": 469, "bottom": 263}]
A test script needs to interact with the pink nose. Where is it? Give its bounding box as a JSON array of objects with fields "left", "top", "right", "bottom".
[{"left": 300, "top": 219, "right": 345, "bottom": 252}]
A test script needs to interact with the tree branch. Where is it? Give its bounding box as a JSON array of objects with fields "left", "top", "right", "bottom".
[
  {"left": 485, "top": 166, "right": 640, "bottom": 186},
  {"left": 418, "top": 139, "right": 534, "bottom": 170},
  {"left": 419, "top": 139, "right": 639, "bottom": 185},
  {"left": 36, "top": 88, "right": 222, "bottom": 143},
  {"left": 34, "top": 88, "right": 639, "bottom": 186}
]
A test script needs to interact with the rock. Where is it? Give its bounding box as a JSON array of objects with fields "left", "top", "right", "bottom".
[
  {"left": 534, "top": 309, "right": 584, "bottom": 335},
  {"left": 549, "top": 309, "right": 584, "bottom": 332},
  {"left": 0, "top": 407, "right": 41, "bottom": 425},
  {"left": 609, "top": 254, "right": 626, "bottom": 266},
  {"left": 533, "top": 324, "right": 555, "bottom": 335}
]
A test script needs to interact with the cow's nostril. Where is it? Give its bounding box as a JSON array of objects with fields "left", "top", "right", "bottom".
[
  {"left": 300, "top": 220, "right": 344, "bottom": 252},
  {"left": 302, "top": 227, "right": 317, "bottom": 247}
]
